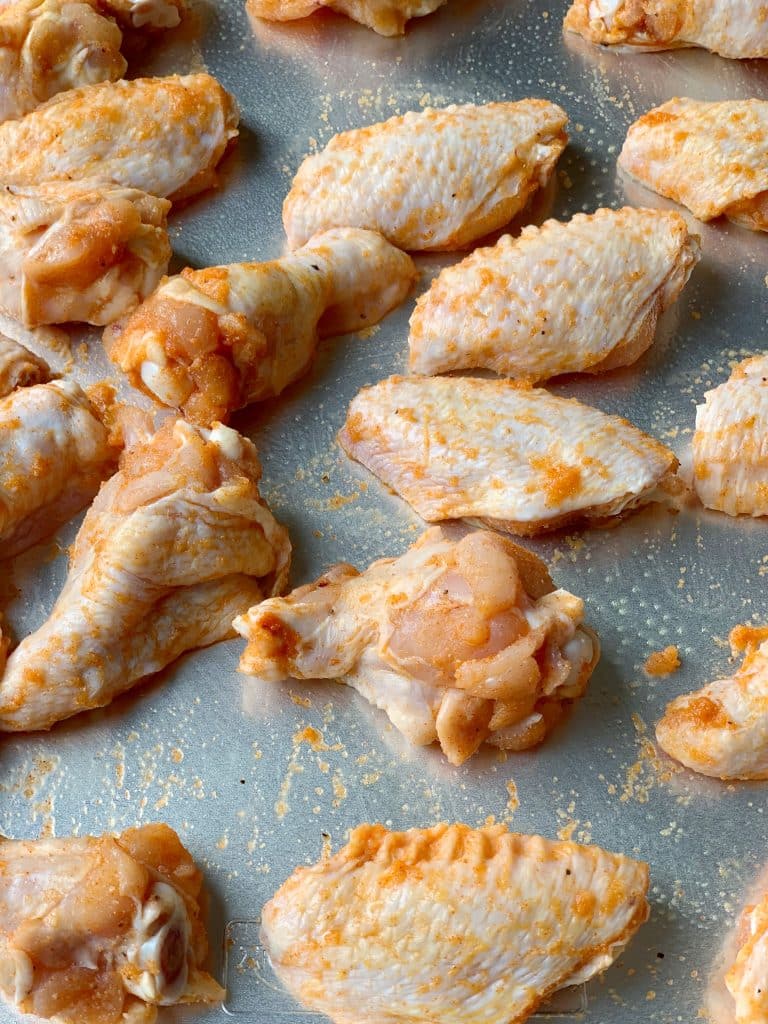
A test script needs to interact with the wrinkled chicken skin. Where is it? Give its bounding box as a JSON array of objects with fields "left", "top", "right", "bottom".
[
  {"left": 619, "top": 99, "right": 768, "bottom": 232},
  {"left": 0, "top": 417, "right": 291, "bottom": 731},
  {"left": 339, "top": 375, "right": 679, "bottom": 536},
  {"left": 247, "top": 0, "right": 446, "bottom": 35},
  {"left": 0, "top": 378, "right": 120, "bottom": 558},
  {"left": 565, "top": 0, "right": 768, "bottom": 58},
  {"left": 693, "top": 355, "right": 768, "bottom": 517},
  {"left": 262, "top": 822, "right": 650, "bottom": 1024},
  {"left": 236, "top": 528, "right": 599, "bottom": 765},
  {"left": 283, "top": 101, "right": 568, "bottom": 251},
  {"left": 0, "top": 180, "right": 170, "bottom": 327},
  {"left": 656, "top": 625, "right": 768, "bottom": 780},
  {"left": 0, "top": 335, "right": 49, "bottom": 395},
  {"left": 0, "top": 823, "right": 223, "bottom": 1024},
  {"left": 105, "top": 227, "right": 416, "bottom": 425},
  {"left": 0, "top": 0, "right": 125, "bottom": 123},
  {"left": 409, "top": 207, "right": 700, "bottom": 380},
  {"left": 0, "top": 73, "right": 238, "bottom": 201},
  {"left": 725, "top": 886, "right": 768, "bottom": 1024}
]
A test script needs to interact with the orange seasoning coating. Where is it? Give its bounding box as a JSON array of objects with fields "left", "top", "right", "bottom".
[{"left": 644, "top": 645, "right": 681, "bottom": 676}]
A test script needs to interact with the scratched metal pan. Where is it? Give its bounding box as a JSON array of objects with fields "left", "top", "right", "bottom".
[{"left": 2, "top": 0, "right": 768, "bottom": 1021}]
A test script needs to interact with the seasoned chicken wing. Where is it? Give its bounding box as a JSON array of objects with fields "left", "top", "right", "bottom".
[
  {"left": 693, "top": 355, "right": 768, "bottom": 517},
  {"left": 565, "top": 0, "right": 768, "bottom": 58},
  {"left": 409, "top": 207, "right": 700, "bottom": 380},
  {"left": 0, "top": 378, "right": 120, "bottom": 558},
  {"left": 236, "top": 527, "right": 599, "bottom": 765},
  {"left": 619, "top": 98, "right": 768, "bottom": 231},
  {"left": 247, "top": 0, "right": 446, "bottom": 35},
  {"left": 725, "top": 883, "right": 768, "bottom": 1024},
  {"left": 656, "top": 624, "right": 768, "bottom": 780},
  {"left": 0, "top": 180, "right": 170, "bottom": 327},
  {"left": 0, "top": 335, "right": 49, "bottom": 395},
  {"left": 0, "top": 823, "right": 223, "bottom": 1024},
  {"left": 105, "top": 227, "right": 416, "bottom": 425},
  {"left": 261, "top": 822, "right": 650, "bottom": 1024},
  {"left": 339, "top": 375, "right": 679, "bottom": 535},
  {"left": 0, "top": 73, "right": 238, "bottom": 201},
  {"left": 0, "top": 417, "right": 290, "bottom": 731},
  {"left": 283, "top": 101, "right": 568, "bottom": 251}
]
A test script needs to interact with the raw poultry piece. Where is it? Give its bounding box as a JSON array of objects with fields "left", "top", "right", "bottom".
[
  {"left": 409, "top": 207, "right": 700, "bottom": 380},
  {"left": 0, "top": 335, "right": 49, "bottom": 395},
  {"left": 261, "top": 822, "right": 650, "bottom": 1024},
  {"left": 0, "top": 73, "right": 238, "bottom": 201},
  {"left": 0, "top": 0, "right": 125, "bottom": 123},
  {"left": 0, "top": 377, "right": 121, "bottom": 558},
  {"left": 0, "top": 180, "right": 171, "bottom": 327},
  {"left": 283, "top": 100, "right": 568, "bottom": 251},
  {"left": 247, "top": 0, "right": 445, "bottom": 34},
  {"left": 656, "top": 624, "right": 768, "bottom": 780},
  {"left": 236, "top": 527, "right": 599, "bottom": 765},
  {"left": 0, "top": 417, "right": 291, "bottom": 730},
  {"left": 724, "top": 882, "right": 768, "bottom": 1024},
  {"left": 0, "top": 823, "right": 223, "bottom": 1024},
  {"left": 619, "top": 98, "right": 768, "bottom": 232},
  {"left": 692, "top": 355, "right": 768, "bottom": 517},
  {"left": 339, "top": 375, "right": 679, "bottom": 535},
  {"left": 565, "top": 0, "right": 768, "bottom": 58},
  {"left": 105, "top": 227, "right": 416, "bottom": 424},
  {"left": 97, "top": 0, "right": 184, "bottom": 28}
]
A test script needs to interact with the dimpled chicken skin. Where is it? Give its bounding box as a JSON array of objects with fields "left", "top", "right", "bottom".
[
  {"left": 726, "top": 885, "right": 768, "bottom": 1024},
  {"left": 0, "top": 180, "right": 171, "bottom": 327},
  {"left": 247, "top": 0, "right": 445, "bottom": 35},
  {"left": 656, "top": 624, "right": 768, "bottom": 780},
  {"left": 283, "top": 101, "right": 568, "bottom": 251},
  {"left": 619, "top": 98, "right": 768, "bottom": 231},
  {"left": 693, "top": 355, "right": 768, "bottom": 517},
  {"left": 0, "top": 824, "right": 223, "bottom": 1024},
  {"left": 409, "top": 207, "right": 700, "bottom": 380},
  {"left": 565, "top": 0, "right": 768, "bottom": 58},
  {"left": 0, "top": 417, "right": 291, "bottom": 731},
  {"left": 261, "top": 822, "right": 650, "bottom": 1024},
  {"left": 0, "top": 73, "right": 238, "bottom": 201},
  {"left": 105, "top": 227, "right": 416, "bottom": 425},
  {"left": 340, "top": 375, "right": 679, "bottom": 535},
  {"left": 236, "top": 527, "right": 599, "bottom": 765}
]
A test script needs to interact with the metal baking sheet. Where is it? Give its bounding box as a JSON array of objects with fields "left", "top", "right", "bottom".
[{"left": 3, "top": 1, "right": 768, "bottom": 1022}]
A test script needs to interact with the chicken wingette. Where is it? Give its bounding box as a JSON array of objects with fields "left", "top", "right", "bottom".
[{"left": 247, "top": 0, "right": 446, "bottom": 35}]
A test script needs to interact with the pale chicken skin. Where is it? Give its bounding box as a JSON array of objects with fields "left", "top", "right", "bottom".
[
  {"left": 693, "top": 355, "right": 768, "bottom": 517},
  {"left": 0, "top": 335, "right": 49, "bottom": 395},
  {"left": 0, "top": 378, "right": 120, "bottom": 558},
  {"left": 0, "top": 417, "right": 291, "bottom": 731},
  {"left": 0, "top": 824, "right": 223, "bottom": 1024},
  {"left": 97, "top": 0, "right": 184, "bottom": 28},
  {"left": 283, "top": 101, "right": 568, "bottom": 252},
  {"left": 247, "top": 0, "right": 446, "bottom": 35},
  {"left": 105, "top": 227, "right": 416, "bottom": 425},
  {"left": 565, "top": 0, "right": 768, "bottom": 58},
  {"left": 261, "top": 822, "right": 650, "bottom": 1024},
  {"left": 656, "top": 624, "right": 768, "bottom": 780},
  {"left": 0, "top": 180, "right": 170, "bottom": 327},
  {"left": 0, "top": 73, "right": 239, "bottom": 201},
  {"left": 725, "top": 885, "right": 768, "bottom": 1024},
  {"left": 619, "top": 99, "right": 768, "bottom": 232},
  {"left": 340, "top": 375, "right": 680, "bottom": 536},
  {"left": 236, "top": 528, "right": 599, "bottom": 765},
  {"left": 409, "top": 207, "right": 700, "bottom": 380}
]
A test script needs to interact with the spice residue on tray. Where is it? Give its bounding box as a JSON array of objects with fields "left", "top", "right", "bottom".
[{"left": 644, "top": 645, "right": 681, "bottom": 676}]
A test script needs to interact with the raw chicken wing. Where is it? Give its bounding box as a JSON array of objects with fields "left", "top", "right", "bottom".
[
  {"left": 725, "top": 883, "right": 768, "bottom": 1024},
  {"left": 0, "top": 823, "right": 223, "bottom": 1024},
  {"left": 619, "top": 99, "right": 768, "bottom": 231},
  {"left": 410, "top": 207, "right": 700, "bottom": 380},
  {"left": 98, "top": 0, "right": 184, "bottom": 28},
  {"left": 261, "top": 822, "right": 650, "bottom": 1024},
  {"left": 0, "top": 417, "right": 291, "bottom": 730},
  {"left": 0, "top": 378, "right": 120, "bottom": 558},
  {"left": 0, "top": 180, "right": 170, "bottom": 327},
  {"left": 236, "top": 527, "right": 599, "bottom": 765},
  {"left": 339, "top": 375, "right": 679, "bottom": 535},
  {"left": 0, "top": 73, "right": 238, "bottom": 201},
  {"left": 105, "top": 227, "right": 416, "bottom": 424},
  {"left": 656, "top": 624, "right": 768, "bottom": 779},
  {"left": 693, "top": 355, "right": 768, "bottom": 517},
  {"left": 248, "top": 0, "right": 446, "bottom": 35},
  {"left": 0, "top": 335, "right": 49, "bottom": 395},
  {"left": 565, "top": 0, "right": 768, "bottom": 58},
  {"left": 283, "top": 101, "right": 568, "bottom": 251}
]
